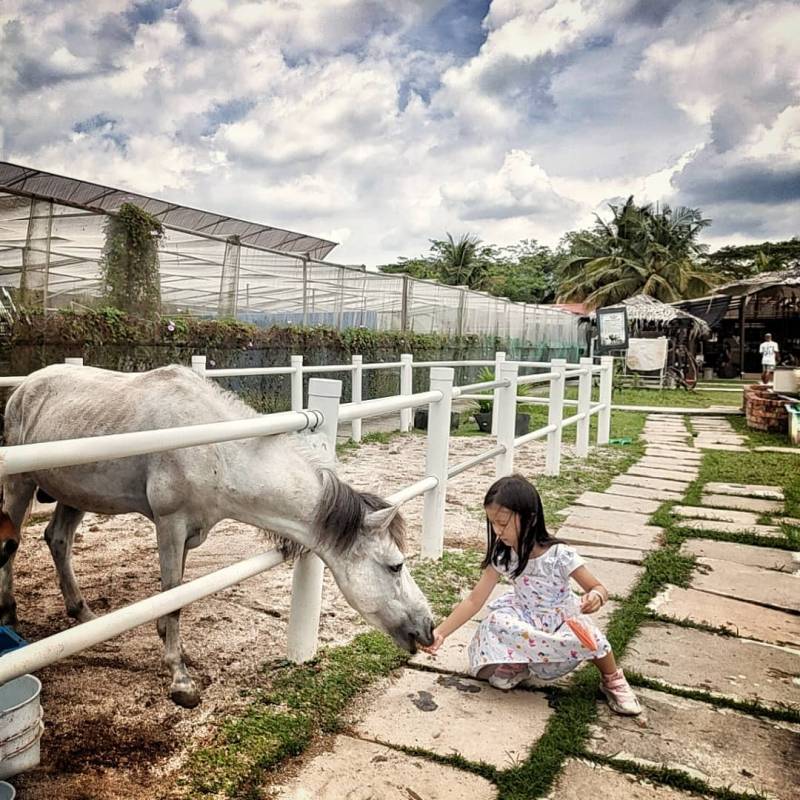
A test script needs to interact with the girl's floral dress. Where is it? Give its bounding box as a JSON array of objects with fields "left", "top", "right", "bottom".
[{"left": 467, "top": 543, "right": 611, "bottom": 681}]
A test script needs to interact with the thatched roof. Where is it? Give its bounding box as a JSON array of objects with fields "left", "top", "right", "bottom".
[
  {"left": 714, "top": 264, "right": 800, "bottom": 296},
  {"left": 592, "top": 294, "right": 710, "bottom": 336}
]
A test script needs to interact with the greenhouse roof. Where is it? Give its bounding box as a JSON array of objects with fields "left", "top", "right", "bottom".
[{"left": 0, "top": 161, "right": 337, "bottom": 260}]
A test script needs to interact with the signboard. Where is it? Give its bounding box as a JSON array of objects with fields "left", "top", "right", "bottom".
[{"left": 596, "top": 306, "right": 629, "bottom": 353}]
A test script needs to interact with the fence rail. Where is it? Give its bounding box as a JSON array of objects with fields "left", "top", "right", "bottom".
[{"left": 0, "top": 354, "right": 613, "bottom": 704}]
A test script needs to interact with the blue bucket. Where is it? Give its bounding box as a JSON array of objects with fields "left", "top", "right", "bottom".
[{"left": 0, "top": 781, "right": 15, "bottom": 799}]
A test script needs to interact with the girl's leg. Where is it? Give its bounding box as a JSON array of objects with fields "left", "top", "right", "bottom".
[
  {"left": 592, "top": 651, "right": 618, "bottom": 675},
  {"left": 592, "top": 649, "right": 641, "bottom": 716}
]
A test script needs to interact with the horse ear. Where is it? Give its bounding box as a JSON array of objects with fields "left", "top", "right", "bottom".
[{"left": 364, "top": 505, "right": 400, "bottom": 533}]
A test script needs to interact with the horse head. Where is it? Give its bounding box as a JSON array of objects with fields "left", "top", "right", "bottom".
[
  {"left": 0, "top": 512, "right": 19, "bottom": 568},
  {"left": 312, "top": 473, "right": 435, "bottom": 653}
]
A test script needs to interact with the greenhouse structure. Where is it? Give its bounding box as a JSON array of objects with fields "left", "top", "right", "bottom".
[{"left": 0, "top": 161, "right": 581, "bottom": 355}]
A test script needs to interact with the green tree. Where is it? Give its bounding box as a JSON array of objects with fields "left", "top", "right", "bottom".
[
  {"left": 703, "top": 238, "right": 800, "bottom": 280},
  {"left": 99, "top": 203, "right": 164, "bottom": 317},
  {"left": 556, "top": 196, "right": 716, "bottom": 309},
  {"left": 485, "top": 239, "right": 560, "bottom": 303}
]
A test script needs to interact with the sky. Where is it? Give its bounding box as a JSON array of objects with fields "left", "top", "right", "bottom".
[{"left": 1, "top": 0, "right": 799, "bottom": 267}]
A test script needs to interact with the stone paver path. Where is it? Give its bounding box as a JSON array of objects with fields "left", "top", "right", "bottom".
[{"left": 273, "top": 414, "right": 800, "bottom": 799}]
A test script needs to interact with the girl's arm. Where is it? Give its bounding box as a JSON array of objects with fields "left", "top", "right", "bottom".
[
  {"left": 570, "top": 565, "right": 609, "bottom": 614},
  {"left": 420, "top": 567, "right": 500, "bottom": 653}
]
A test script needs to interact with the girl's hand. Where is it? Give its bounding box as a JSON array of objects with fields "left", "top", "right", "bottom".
[
  {"left": 580, "top": 589, "right": 604, "bottom": 614},
  {"left": 419, "top": 628, "right": 445, "bottom": 654}
]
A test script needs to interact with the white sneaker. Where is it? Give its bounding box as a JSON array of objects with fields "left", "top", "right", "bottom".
[
  {"left": 601, "top": 669, "right": 642, "bottom": 716},
  {"left": 488, "top": 664, "right": 528, "bottom": 690}
]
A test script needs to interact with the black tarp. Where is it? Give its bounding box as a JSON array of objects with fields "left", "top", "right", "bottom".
[{"left": 674, "top": 296, "right": 731, "bottom": 328}]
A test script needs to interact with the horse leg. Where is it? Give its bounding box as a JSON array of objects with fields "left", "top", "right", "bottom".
[
  {"left": 155, "top": 513, "right": 199, "bottom": 708},
  {"left": 0, "top": 476, "right": 36, "bottom": 625},
  {"left": 44, "top": 503, "right": 92, "bottom": 622}
]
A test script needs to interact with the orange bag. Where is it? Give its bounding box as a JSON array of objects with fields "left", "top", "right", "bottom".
[{"left": 565, "top": 617, "right": 598, "bottom": 651}]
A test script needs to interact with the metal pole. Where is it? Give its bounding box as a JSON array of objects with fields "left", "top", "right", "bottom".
[
  {"left": 301, "top": 257, "right": 309, "bottom": 326},
  {"left": 400, "top": 276, "right": 409, "bottom": 332},
  {"left": 598, "top": 356, "right": 613, "bottom": 445},
  {"left": 545, "top": 359, "right": 566, "bottom": 476},
  {"left": 576, "top": 357, "right": 593, "bottom": 458},
  {"left": 351, "top": 354, "right": 363, "bottom": 442},
  {"left": 290, "top": 355, "right": 304, "bottom": 412},
  {"left": 738, "top": 297, "right": 747, "bottom": 377},
  {"left": 400, "top": 353, "right": 413, "bottom": 432},
  {"left": 421, "top": 367, "right": 454, "bottom": 560},
  {"left": 495, "top": 361, "right": 518, "bottom": 477},
  {"left": 286, "top": 377, "right": 341, "bottom": 663},
  {"left": 491, "top": 351, "right": 506, "bottom": 435}
]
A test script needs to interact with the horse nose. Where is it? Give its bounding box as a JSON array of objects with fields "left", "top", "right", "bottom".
[{"left": 1, "top": 539, "right": 18, "bottom": 558}]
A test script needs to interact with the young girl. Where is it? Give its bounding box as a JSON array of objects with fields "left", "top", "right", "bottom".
[{"left": 422, "top": 474, "right": 641, "bottom": 715}]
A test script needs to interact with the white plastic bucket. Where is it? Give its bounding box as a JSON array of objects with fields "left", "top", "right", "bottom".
[
  {"left": 0, "top": 675, "right": 43, "bottom": 780},
  {"left": 0, "top": 781, "right": 15, "bottom": 799}
]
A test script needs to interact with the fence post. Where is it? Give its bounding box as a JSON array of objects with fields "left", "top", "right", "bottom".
[
  {"left": 598, "top": 356, "right": 613, "bottom": 445},
  {"left": 399, "top": 353, "right": 413, "bottom": 432},
  {"left": 64, "top": 357, "right": 83, "bottom": 366},
  {"left": 421, "top": 367, "right": 454, "bottom": 560},
  {"left": 286, "top": 377, "right": 341, "bottom": 663},
  {"left": 491, "top": 351, "right": 506, "bottom": 434},
  {"left": 576, "top": 357, "right": 593, "bottom": 458},
  {"left": 545, "top": 358, "right": 566, "bottom": 476},
  {"left": 290, "top": 355, "right": 304, "bottom": 412},
  {"left": 495, "top": 360, "right": 519, "bottom": 477},
  {"left": 351, "top": 354, "right": 363, "bottom": 443},
  {"left": 190, "top": 355, "right": 206, "bottom": 376}
]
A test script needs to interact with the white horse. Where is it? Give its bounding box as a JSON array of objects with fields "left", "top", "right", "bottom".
[{"left": 0, "top": 364, "right": 434, "bottom": 707}]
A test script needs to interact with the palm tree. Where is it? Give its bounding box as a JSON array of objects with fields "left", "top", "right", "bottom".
[
  {"left": 557, "top": 197, "right": 717, "bottom": 309},
  {"left": 432, "top": 233, "right": 492, "bottom": 290}
]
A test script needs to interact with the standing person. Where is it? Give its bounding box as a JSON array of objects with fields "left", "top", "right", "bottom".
[
  {"left": 420, "top": 474, "right": 641, "bottom": 715},
  {"left": 759, "top": 333, "right": 780, "bottom": 384}
]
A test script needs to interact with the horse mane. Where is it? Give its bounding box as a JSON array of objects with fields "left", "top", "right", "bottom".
[{"left": 313, "top": 470, "right": 406, "bottom": 555}]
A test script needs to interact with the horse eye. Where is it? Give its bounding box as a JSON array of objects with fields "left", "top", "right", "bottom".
[{"left": 388, "top": 562, "right": 404, "bottom": 574}]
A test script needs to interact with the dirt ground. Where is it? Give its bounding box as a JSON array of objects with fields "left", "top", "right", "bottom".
[{"left": 9, "top": 433, "right": 561, "bottom": 799}]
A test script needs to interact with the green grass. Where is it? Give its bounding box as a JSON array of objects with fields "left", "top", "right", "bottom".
[
  {"left": 411, "top": 549, "right": 484, "bottom": 617},
  {"left": 337, "top": 429, "right": 404, "bottom": 457}
]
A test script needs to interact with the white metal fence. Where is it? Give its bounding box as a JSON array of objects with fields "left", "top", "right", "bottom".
[{"left": 0, "top": 354, "right": 612, "bottom": 688}]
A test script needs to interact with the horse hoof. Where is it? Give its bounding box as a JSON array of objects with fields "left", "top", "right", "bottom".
[{"left": 171, "top": 684, "right": 200, "bottom": 708}]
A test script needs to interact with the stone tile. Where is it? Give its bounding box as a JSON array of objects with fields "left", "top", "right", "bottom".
[
  {"left": 703, "top": 482, "right": 784, "bottom": 500},
  {"left": 701, "top": 493, "right": 783, "bottom": 513},
  {"left": 754, "top": 446, "right": 800, "bottom": 454},
  {"left": 624, "top": 621, "right": 800, "bottom": 710},
  {"left": 681, "top": 539, "right": 799, "bottom": 572},
  {"left": 587, "top": 687, "right": 800, "bottom": 800},
  {"left": 673, "top": 518, "right": 785, "bottom": 538},
  {"left": 627, "top": 466, "right": 698, "bottom": 482},
  {"left": 694, "top": 443, "right": 748, "bottom": 452},
  {"left": 573, "top": 491, "right": 661, "bottom": 515},
  {"left": 574, "top": 544, "right": 647, "bottom": 564},
  {"left": 353, "top": 669, "right": 553, "bottom": 769},
  {"left": 636, "top": 460, "right": 700, "bottom": 475},
  {"left": 692, "top": 557, "right": 799, "bottom": 613},
  {"left": 557, "top": 526, "right": 660, "bottom": 551},
  {"left": 671, "top": 505, "right": 761, "bottom": 525},
  {"left": 558, "top": 507, "right": 660, "bottom": 537},
  {"left": 606, "top": 483, "right": 684, "bottom": 502},
  {"left": 411, "top": 621, "right": 478, "bottom": 676},
  {"left": 649, "top": 586, "right": 800, "bottom": 647},
  {"left": 269, "top": 735, "right": 498, "bottom": 800},
  {"left": 613, "top": 474, "right": 692, "bottom": 492},
  {"left": 575, "top": 558, "right": 643, "bottom": 597},
  {"left": 546, "top": 759, "right": 697, "bottom": 800},
  {"left": 778, "top": 516, "right": 800, "bottom": 528},
  {"left": 644, "top": 448, "right": 701, "bottom": 461}
]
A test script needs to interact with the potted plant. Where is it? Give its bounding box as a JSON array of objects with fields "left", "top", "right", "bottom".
[{"left": 473, "top": 368, "right": 535, "bottom": 435}]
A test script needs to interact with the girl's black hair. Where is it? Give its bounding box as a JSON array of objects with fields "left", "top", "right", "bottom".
[{"left": 480, "top": 474, "right": 559, "bottom": 578}]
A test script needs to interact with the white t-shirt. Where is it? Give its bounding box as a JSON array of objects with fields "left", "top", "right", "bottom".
[{"left": 759, "top": 340, "right": 779, "bottom": 365}]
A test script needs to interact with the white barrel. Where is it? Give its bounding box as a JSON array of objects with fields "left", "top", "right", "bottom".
[{"left": 0, "top": 675, "right": 43, "bottom": 780}]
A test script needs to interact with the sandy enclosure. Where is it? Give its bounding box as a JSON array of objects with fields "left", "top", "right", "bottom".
[{"left": 9, "top": 434, "right": 561, "bottom": 799}]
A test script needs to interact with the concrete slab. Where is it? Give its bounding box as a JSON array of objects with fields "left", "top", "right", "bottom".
[
  {"left": 557, "top": 526, "right": 659, "bottom": 551},
  {"left": 573, "top": 491, "right": 661, "bottom": 515},
  {"left": 754, "top": 446, "right": 800, "bottom": 455},
  {"left": 703, "top": 482, "right": 784, "bottom": 500},
  {"left": 606, "top": 483, "right": 684, "bottom": 502},
  {"left": 671, "top": 505, "right": 761, "bottom": 524},
  {"left": 353, "top": 669, "right": 553, "bottom": 769},
  {"left": 558, "top": 507, "right": 660, "bottom": 537},
  {"left": 649, "top": 586, "right": 800, "bottom": 647},
  {"left": 576, "top": 558, "right": 643, "bottom": 597},
  {"left": 574, "top": 544, "right": 647, "bottom": 564},
  {"left": 636, "top": 460, "right": 700, "bottom": 475},
  {"left": 694, "top": 443, "right": 748, "bottom": 452},
  {"left": 701, "top": 494, "right": 783, "bottom": 513},
  {"left": 692, "top": 557, "right": 800, "bottom": 613},
  {"left": 778, "top": 516, "right": 800, "bottom": 528},
  {"left": 681, "top": 539, "right": 799, "bottom": 573},
  {"left": 411, "top": 622, "right": 478, "bottom": 676},
  {"left": 644, "top": 448, "right": 701, "bottom": 461},
  {"left": 270, "top": 735, "right": 498, "bottom": 800},
  {"left": 673, "top": 518, "right": 785, "bottom": 538},
  {"left": 613, "top": 474, "right": 691, "bottom": 492},
  {"left": 624, "top": 621, "right": 800, "bottom": 710},
  {"left": 627, "top": 466, "right": 698, "bottom": 482},
  {"left": 546, "top": 759, "right": 698, "bottom": 800},
  {"left": 587, "top": 687, "right": 800, "bottom": 800}
]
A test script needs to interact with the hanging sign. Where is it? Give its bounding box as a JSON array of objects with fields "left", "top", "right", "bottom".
[{"left": 596, "top": 306, "right": 629, "bottom": 353}]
